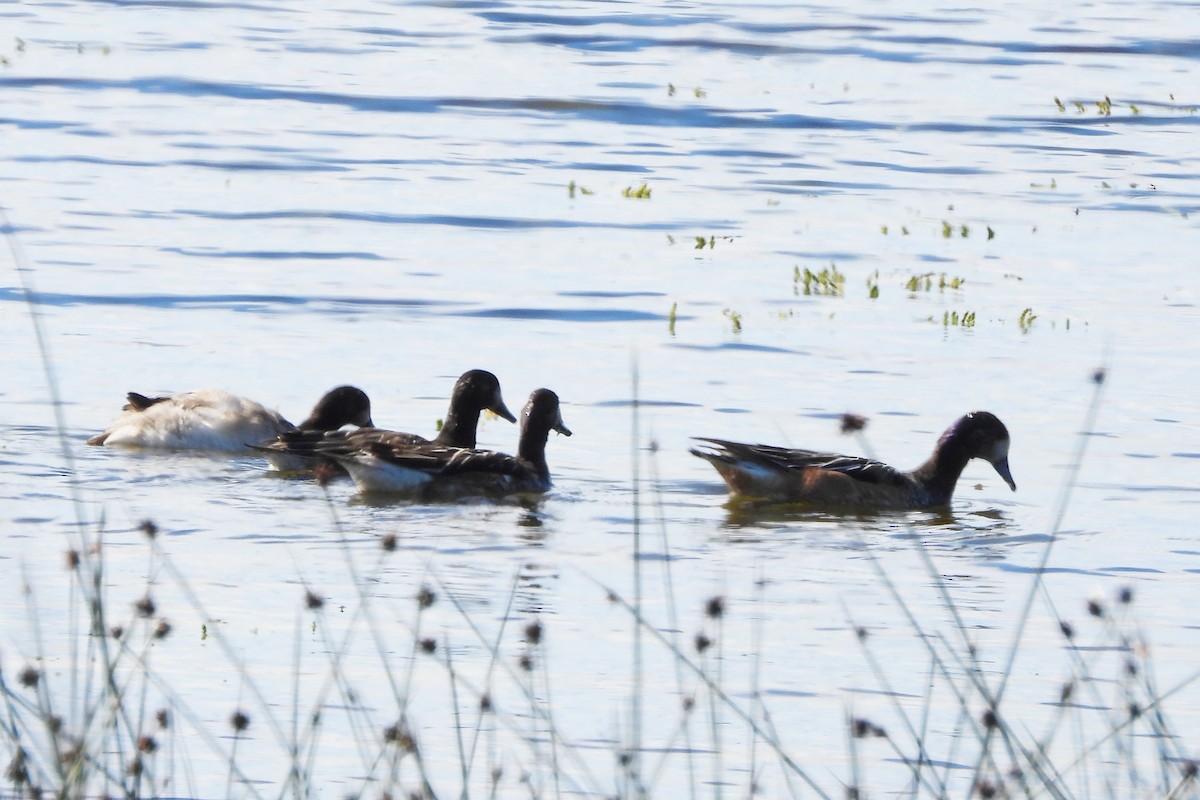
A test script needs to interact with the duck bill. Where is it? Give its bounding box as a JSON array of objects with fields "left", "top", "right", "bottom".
[
  {"left": 992, "top": 456, "right": 1016, "bottom": 491},
  {"left": 553, "top": 411, "right": 572, "bottom": 437},
  {"left": 490, "top": 395, "right": 518, "bottom": 424}
]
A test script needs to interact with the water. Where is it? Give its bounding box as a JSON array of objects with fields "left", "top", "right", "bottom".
[{"left": 2, "top": 0, "right": 1199, "bottom": 797}]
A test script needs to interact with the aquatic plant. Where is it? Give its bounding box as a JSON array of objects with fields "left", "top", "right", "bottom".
[
  {"left": 1018, "top": 307, "right": 1037, "bottom": 333},
  {"left": 794, "top": 263, "right": 845, "bottom": 297},
  {"left": 942, "top": 309, "right": 976, "bottom": 327},
  {"left": 566, "top": 180, "right": 593, "bottom": 199},
  {"left": 722, "top": 308, "right": 742, "bottom": 334},
  {"left": 621, "top": 183, "right": 651, "bottom": 199},
  {"left": 667, "top": 302, "right": 677, "bottom": 336},
  {"left": 906, "top": 272, "right": 964, "bottom": 293}
]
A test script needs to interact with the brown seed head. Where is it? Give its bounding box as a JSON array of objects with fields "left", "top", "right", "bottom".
[
  {"left": 1087, "top": 599, "right": 1104, "bottom": 618},
  {"left": 417, "top": 585, "right": 436, "bottom": 609},
  {"left": 694, "top": 632, "right": 712, "bottom": 654},
  {"left": 64, "top": 549, "right": 80, "bottom": 570},
  {"left": 419, "top": 638, "right": 437, "bottom": 654},
  {"left": 156, "top": 709, "right": 170, "bottom": 729},
  {"left": 840, "top": 413, "right": 868, "bottom": 434},
  {"left": 18, "top": 666, "right": 39, "bottom": 689},
  {"left": 314, "top": 461, "right": 337, "bottom": 487},
  {"left": 982, "top": 709, "right": 999, "bottom": 730},
  {"left": 479, "top": 693, "right": 493, "bottom": 713},
  {"left": 523, "top": 619, "right": 543, "bottom": 645},
  {"left": 136, "top": 735, "right": 157, "bottom": 754},
  {"left": 139, "top": 520, "right": 158, "bottom": 539},
  {"left": 1059, "top": 621, "right": 1074, "bottom": 640},
  {"left": 705, "top": 596, "right": 725, "bottom": 619},
  {"left": 381, "top": 533, "right": 397, "bottom": 552},
  {"left": 153, "top": 620, "right": 172, "bottom": 640},
  {"left": 134, "top": 595, "right": 156, "bottom": 618},
  {"left": 230, "top": 710, "right": 250, "bottom": 732},
  {"left": 305, "top": 590, "right": 324, "bottom": 610},
  {"left": 1118, "top": 586, "right": 1133, "bottom": 605}
]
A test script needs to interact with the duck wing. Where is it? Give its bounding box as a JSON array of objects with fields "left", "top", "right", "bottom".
[{"left": 692, "top": 438, "right": 910, "bottom": 487}]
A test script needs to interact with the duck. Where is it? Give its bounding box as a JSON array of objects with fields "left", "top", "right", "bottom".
[
  {"left": 87, "top": 385, "right": 374, "bottom": 451},
  {"left": 690, "top": 411, "right": 1015, "bottom": 510},
  {"left": 254, "top": 369, "right": 517, "bottom": 471},
  {"left": 323, "top": 388, "right": 571, "bottom": 499}
]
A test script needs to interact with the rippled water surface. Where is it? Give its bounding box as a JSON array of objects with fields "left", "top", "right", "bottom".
[{"left": 2, "top": 0, "right": 1199, "bottom": 797}]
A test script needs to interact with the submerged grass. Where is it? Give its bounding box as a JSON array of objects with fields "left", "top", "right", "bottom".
[{"left": 4, "top": 219, "right": 1199, "bottom": 798}]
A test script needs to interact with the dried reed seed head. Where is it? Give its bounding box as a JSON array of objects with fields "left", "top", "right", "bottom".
[
  {"left": 134, "top": 595, "right": 156, "bottom": 618},
  {"left": 1087, "top": 599, "right": 1104, "bottom": 618},
  {"left": 523, "top": 619, "right": 543, "bottom": 645},
  {"left": 1059, "top": 621, "right": 1074, "bottom": 640},
  {"left": 974, "top": 779, "right": 998, "bottom": 799},
  {"left": 416, "top": 585, "right": 436, "bottom": 609},
  {"left": 156, "top": 709, "right": 170, "bottom": 729},
  {"left": 518, "top": 653, "right": 534, "bottom": 672},
  {"left": 694, "top": 632, "right": 712, "bottom": 653},
  {"left": 47, "top": 715, "right": 62, "bottom": 735},
  {"left": 383, "top": 722, "right": 399, "bottom": 743},
  {"left": 606, "top": 590, "right": 618, "bottom": 603},
  {"left": 840, "top": 413, "right": 868, "bottom": 434},
  {"left": 229, "top": 710, "right": 250, "bottom": 732},
  {"left": 4, "top": 748, "right": 28, "bottom": 784},
  {"left": 139, "top": 520, "right": 158, "bottom": 539},
  {"left": 153, "top": 620, "right": 172, "bottom": 640},
  {"left": 490, "top": 766, "right": 503, "bottom": 783},
  {"left": 17, "top": 666, "right": 39, "bottom": 689},
  {"left": 419, "top": 638, "right": 437, "bottom": 654},
  {"left": 1092, "top": 367, "right": 1106, "bottom": 385},
  {"left": 314, "top": 461, "right": 338, "bottom": 488},
  {"left": 1060, "top": 682, "right": 1074, "bottom": 703},
  {"left": 648, "top": 438, "right": 659, "bottom": 453},
  {"left": 136, "top": 735, "right": 157, "bottom": 754},
  {"left": 126, "top": 755, "right": 144, "bottom": 777},
  {"left": 64, "top": 549, "right": 80, "bottom": 570},
  {"left": 1128, "top": 702, "right": 1141, "bottom": 720},
  {"left": 846, "top": 788, "right": 860, "bottom": 800},
  {"left": 479, "top": 693, "right": 493, "bottom": 713},
  {"left": 381, "top": 533, "right": 397, "bottom": 552},
  {"left": 1118, "top": 586, "right": 1133, "bottom": 605},
  {"left": 981, "top": 709, "right": 999, "bottom": 730},
  {"left": 617, "top": 751, "right": 633, "bottom": 767},
  {"left": 1125, "top": 657, "right": 1138, "bottom": 677},
  {"left": 705, "top": 596, "right": 725, "bottom": 619},
  {"left": 110, "top": 625, "right": 124, "bottom": 640},
  {"left": 1183, "top": 760, "right": 1198, "bottom": 779},
  {"left": 305, "top": 590, "right": 324, "bottom": 610},
  {"left": 682, "top": 695, "right": 695, "bottom": 712},
  {"left": 855, "top": 626, "right": 868, "bottom": 641}
]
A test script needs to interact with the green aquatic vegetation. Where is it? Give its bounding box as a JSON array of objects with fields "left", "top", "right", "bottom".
[
  {"left": 1054, "top": 96, "right": 1066, "bottom": 112},
  {"left": 567, "top": 180, "right": 593, "bottom": 198},
  {"left": 693, "top": 87, "right": 706, "bottom": 98},
  {"left": 667, "top": 83, "right": 675, "bottom": 96},
  {"left": 794, "top": 263, "right": 845, "bottom": 297},
  {"left": 1018, "top": 307, "right": 1037, "bottom": 333},
  {"left": 987, "top": 226, "right": 995, "bottom": 240},
  {"left": 622, "top": 182, "right": 651, "bottom": 199},
  {"left": 722, "top": 308, "right": 742, "bottom": 334},
  {"left": 866, "top": 271, "right": 879, "bottom": 299},
  {"left": 667, "top": 302, "right": 677, "bottom": 336},
  {"left": 906, "top": 272, "right": 964, "bottom": 293},
  {"left": 1096, "top": 96, "right": 1112, "bottom": 116},
  {"left": 941, "top": 220, "right": 952, "bottom": 238},
  {"left": 942, "top": 310, "right": 976, "bottom": 328},
  {"left": 694, "top": 236, "right": 713, "bottom": 249}
]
